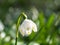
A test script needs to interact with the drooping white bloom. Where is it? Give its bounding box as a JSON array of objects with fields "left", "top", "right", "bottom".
[
  {"left": 46, "top": 35, "right": 50, "bottom": 43},
  {"left": 19, "top": 19, "right": 37, "bottom": 36},
  {"left": 31, "top": 7, "right": 39, "bottom": 20},
  {"left": 1, "top": 32, "right": 6, "bottom": 39},
  {"left": 12, "top": 24, "right": 16, "bottom": 30},
  {"left": 4, "top": 36, "right": 10, "bottom": 42},
  {"left": 0, "top": 20, "right": 4, "bottom": 32}
]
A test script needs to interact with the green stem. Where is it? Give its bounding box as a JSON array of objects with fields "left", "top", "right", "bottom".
[
  {"left": 15, "top": 12, "right": 27, "bottom": 45},
  {"left": 15, "top": 38, "right": 17, "bottom": 45}
]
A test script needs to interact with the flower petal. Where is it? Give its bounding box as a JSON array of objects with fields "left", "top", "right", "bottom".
[{"left": 32, "top": 23, "right": 37, "bottom": 32}]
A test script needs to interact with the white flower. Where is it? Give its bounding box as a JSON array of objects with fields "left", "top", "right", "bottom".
[
  {"left": 4, "top": 36, "right": 10, "bottom": 42},
  {"left": 12, "top": 24, "right": 16, "bottom": 30},
  {"left": 31, "top": 7, "right": 39, "bottom": 20},
  {"left": 1, "top": 32, "right": 6, "bottom": 39},
  {"left": 19, "top": 19, "right": 37, "bottom": 36},
  {"left": 0, "top": 20, "right": 4, "bottom": 32}
]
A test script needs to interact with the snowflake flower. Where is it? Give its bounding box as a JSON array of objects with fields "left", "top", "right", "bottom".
[
  {"left": 0, "top": 20, "right": 4, "bottom": 32},
  {"left": 19, "top": 19, "right": 37, "bottom": 36}
]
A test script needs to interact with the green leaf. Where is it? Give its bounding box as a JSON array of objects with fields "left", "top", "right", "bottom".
[
  {"left": 38, "top": 12, "right": 45, "bottom": 28},
  {"left": 34, "top": 27, "right": 47, "bottom": 43},
  {"left": 46, "top": 13, "right": 55, "bottom": 29}
]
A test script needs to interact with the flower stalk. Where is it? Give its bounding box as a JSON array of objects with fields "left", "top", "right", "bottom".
[{"left": 15, "top": 12, "right": 27, "bottom": 45}]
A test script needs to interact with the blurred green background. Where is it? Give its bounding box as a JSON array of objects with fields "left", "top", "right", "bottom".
[{"left": 0, "top": 0, "right": 60, "bottom": 45}]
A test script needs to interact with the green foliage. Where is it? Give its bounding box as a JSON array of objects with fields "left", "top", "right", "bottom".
[{"left": 46, "top": 13, "right": 55, "bottom": 29}]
